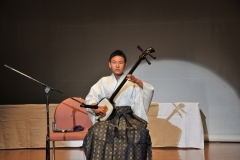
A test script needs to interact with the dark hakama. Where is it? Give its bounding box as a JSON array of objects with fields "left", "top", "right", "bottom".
[{"left": 83, "top": 106, "right": 152, "bottom": 160}]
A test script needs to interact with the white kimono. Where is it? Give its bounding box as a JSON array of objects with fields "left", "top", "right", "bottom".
[{"left": 86, "top": 73, "right": 154, "bottom": 124}]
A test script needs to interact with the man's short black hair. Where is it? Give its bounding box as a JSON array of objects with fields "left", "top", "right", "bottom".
[{"left": 109, "top": 50, "right": 127, "bottom": 63}]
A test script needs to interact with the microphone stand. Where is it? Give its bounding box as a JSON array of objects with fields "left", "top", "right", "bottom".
[{"left": 4, "top": 65, "right": 97, "bottom": 160}]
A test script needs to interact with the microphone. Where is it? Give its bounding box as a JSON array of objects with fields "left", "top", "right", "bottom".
[{"left": 80, "top": 103, "right": 98, "bottom": 109}]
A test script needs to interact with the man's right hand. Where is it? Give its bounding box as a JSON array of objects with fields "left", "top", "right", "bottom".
[{"left": 92, "top": 106, "right": 107, "bottom": 118}]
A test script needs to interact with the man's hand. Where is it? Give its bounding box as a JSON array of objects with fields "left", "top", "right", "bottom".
[
  {"left": 92, "top": 106, "right": 108, "bottom": 118},
  {"left": 126, "top": 74, "right": 143, "bottom": 88}
]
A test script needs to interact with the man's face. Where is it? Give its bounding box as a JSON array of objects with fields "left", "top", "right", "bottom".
[{"left": 109, "top": 56, "right": 127, "bottom": 78}]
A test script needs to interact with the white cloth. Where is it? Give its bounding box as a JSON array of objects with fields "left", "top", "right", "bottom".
[
  {"left": 148, "top": 102, "right": 204, "bottom": 149},
  {"left": 86, "top": 73, "right": 154, "bottom": 124}
]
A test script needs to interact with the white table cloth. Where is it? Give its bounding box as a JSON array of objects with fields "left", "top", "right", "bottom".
[{"left": 147, "top": 102, "right": 204, "bottom": 149}]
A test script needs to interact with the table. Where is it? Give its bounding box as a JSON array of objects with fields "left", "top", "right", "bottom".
[
  {"left": 0, "top": 102, "right": 204, "bottom": 149},
  {"left": 147, "top": 102, "right": 204, "bottom": 149},
  {"left": 0, "top": 104, "right": 83, "bottom": 149}
]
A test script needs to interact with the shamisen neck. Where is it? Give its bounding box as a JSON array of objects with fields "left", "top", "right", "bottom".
[{"left": 109, "top": 73, "right": 126, "bottom": 103}]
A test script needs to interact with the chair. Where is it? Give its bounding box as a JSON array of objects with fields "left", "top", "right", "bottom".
[{"left": 49, "top": 97, "right": 92, "bottom": 160}]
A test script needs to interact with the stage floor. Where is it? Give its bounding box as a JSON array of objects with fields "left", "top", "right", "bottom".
[{"left": 0, "top": 142, "right": 239, "bottom": 160}]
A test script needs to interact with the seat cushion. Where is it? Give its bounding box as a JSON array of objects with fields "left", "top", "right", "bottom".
[{"left": 50, "top": 129, "right": 88, "bottom": 141}]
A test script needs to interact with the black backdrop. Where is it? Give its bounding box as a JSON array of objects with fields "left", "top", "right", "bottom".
[{"left": 1, "top": 0, "right": 240, "bottom": 104}]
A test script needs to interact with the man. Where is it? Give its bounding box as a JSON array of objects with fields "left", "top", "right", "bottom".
[{"left": 83, "top": 50, "right": 154, "bottom": 160}]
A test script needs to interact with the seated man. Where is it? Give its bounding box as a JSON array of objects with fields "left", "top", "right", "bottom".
[{"left": 83, "top": 50, "right": 154, "bottom": 160}]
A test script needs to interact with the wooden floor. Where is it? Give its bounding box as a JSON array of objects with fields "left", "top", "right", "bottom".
[{"left": 0, "top": 142, "right": 240, "bottom": 160}]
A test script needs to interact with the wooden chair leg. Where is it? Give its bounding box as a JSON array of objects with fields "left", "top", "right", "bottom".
[{"left": 52, "top": 141, "right": 55, "bottom": 160}]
